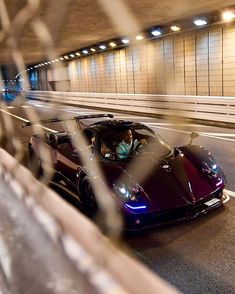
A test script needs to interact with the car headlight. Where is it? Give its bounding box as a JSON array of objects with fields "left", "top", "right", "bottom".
[
  {"left": 113, "top": 182, "right": 141, "bottom": 199},
  {"left": 113, "top": 182, "right": 131, "bottom": 198}
]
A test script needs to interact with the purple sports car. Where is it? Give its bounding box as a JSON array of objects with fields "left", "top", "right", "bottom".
[{"left": 23, "top": 114, "right": 229, "bottom": 229}]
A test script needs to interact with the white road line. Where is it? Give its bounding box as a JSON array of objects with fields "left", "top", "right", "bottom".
[
  {"left": 6, "top": 103, "right": 235, "bottom": 142},
  {"left": 146, "top": 124, "right": 235, "bottom": 142},
  {"left": 224, "top": 189, "right": 235, "bottom": 198},
  {"left": 200, "top": 132, "right": 235, "bottom": 137},
  {"left": 141, "top": 121, "right": 209, "bottom": 127},
  {"left": 0, "top": 109, "right": 57, "bottom": 133}
]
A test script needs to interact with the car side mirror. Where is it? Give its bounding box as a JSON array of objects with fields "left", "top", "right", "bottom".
[{"left": 189, "top": 132, "right": 199, "bottom": 145}]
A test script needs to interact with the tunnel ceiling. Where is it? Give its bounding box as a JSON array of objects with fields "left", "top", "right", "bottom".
[{"left": 1, "top": 0, "right": 235, "bottom": 64}]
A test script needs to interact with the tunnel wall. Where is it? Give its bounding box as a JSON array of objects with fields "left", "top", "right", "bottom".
[{"left": 44, "top": 23, "right": 235, "bottom": 97}]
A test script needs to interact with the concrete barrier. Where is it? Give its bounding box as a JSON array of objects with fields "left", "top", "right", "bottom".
[
  {"left": 0, "top": 148, "right": 180, "bottom": 294},
  {"left": 27, "top": 91, "right": 235, "bottom": 126}
]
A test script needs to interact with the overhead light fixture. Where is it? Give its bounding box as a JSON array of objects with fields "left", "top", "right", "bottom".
[
  {"left": 64, "top": 55, "right": 69, "bottom": 59},
  {"left": 109, "top": 42, "right": 116, "bottom": 47},
  {"left": 75, "top": 52, "right": 81, "bottom": 56},
  {"left": 194, "top": 19, "right": 207, "bottom": 26},
  {"left": 82, "top": 50, "right": 88, "bottom": 54},
  {"left": 48, "top": 61, "right": 51, "bottom": 64},
  {"left": 60, "top": 57, "right": 64, "bottom": 60},
  {"left": 222, "top": 11, "right": 235, "bottom": 21},
  {"left": 171, "top": 25, "right": 181, "bottom": 32},
  {"left": 90, "top": 48, "right": 96, "bottom": 52},
  {"left": 52, "top": 60, "right": 55, "bottom": 63},
  {"left": 151, "top": 30, "right": 161, "bottom": 36},
  {"left": 136, "top": 35, "right": 144, "bottom": 40},
  {"left": 70, "top": 53, "right": 75, "bottom": 58},
  {"left": 55, "top": 59, "right": 59, "bottom": 62},
  {"left": 121, "top": 39, "right": 130, "bottom": 44},
  {"left": 99, "top": 45, "right": 106, "bottom": 50}
]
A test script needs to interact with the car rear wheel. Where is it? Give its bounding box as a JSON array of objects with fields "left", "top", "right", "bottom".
[
  {"left": 79, "top": 176, "right": 98, "bottom": 217},
  {"left": 28, "top": 145, "right": 42, "bottom": 178}
]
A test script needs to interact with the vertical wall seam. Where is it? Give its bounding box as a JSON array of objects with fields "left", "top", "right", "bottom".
[
  {"left": 195, "top": 32, "right": 198, "bottom": 96},
  {"left": 222, "top": 26, "right": 224, "bottom": 97},
  {"left": 173, "top": 36, "right": 175, "bottom": 95},
  {"left": 131, "top": 47, "right": 136, "bottom": 94},
  {"left": 208, "top": 30, "right": 210, "bottom": 96},
  {"left": 183, "top": 34, "right": 186, "bottom": 95}
]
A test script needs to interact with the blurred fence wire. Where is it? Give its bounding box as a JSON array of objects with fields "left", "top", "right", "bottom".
[{"left": 0, "top": 0, "right": 183, "bottom": 292}]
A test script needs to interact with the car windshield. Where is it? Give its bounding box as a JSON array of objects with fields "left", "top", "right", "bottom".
[{"left": 99, "top": 125, "right": 173, "bottom": 161}]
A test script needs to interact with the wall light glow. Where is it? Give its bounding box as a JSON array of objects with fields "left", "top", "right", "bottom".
[
  {"left": 194, "top": 19, "right": 207, "bottom": 26},
  {"left": 136, "top": 35, "right": 144, "bottom": 40},
  {"left": 122, "top": 39, "right": 130, "bottom": 44},
  {"left": 171, "top": 25, "right": 181, "bottom": 32},
  {"left": 99, "top": 45, "right": 106, "bottom": 50},
  {"left": 222, "top": 11, "right": 235, "bottom": 21},
  {"left": 109, "top": 42, "right": 116, "bottom": 47},
  {"left": 151, "top": 30, "right": 161, "bottom": 36}
]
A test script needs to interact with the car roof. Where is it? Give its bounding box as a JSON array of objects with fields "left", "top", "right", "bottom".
[{"left": 89, "top": 119, "right": 148, "bottom": 131}]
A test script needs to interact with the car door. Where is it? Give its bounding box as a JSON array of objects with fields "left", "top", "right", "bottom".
[{"left": 56, "top": 129, "right": 96, "bottom": 189}]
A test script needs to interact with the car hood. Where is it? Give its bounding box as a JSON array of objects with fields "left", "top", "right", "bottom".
[{"left": 113, "top": 145, "right": 225, "bottom": 213}]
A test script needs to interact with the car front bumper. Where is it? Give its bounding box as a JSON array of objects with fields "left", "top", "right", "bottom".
[{"left": 124, "top": 189, "right": 230, "bottom": 231}]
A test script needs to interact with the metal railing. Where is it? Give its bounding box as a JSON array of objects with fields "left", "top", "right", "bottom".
[{"left": 27, "top": 91, "right": 235, "bottom": 125}]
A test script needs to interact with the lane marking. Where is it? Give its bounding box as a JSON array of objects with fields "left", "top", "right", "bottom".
[
  {"left": 200, "top": 132, "right": 235, "bottom": 137},
  {"left": 224, "top": 189, "right": 235, "bottom": 198},
  {"left": 145, "top": 124, "right": 235, "bottom": 143},
  {"left": 8, "top": 103, "right": 235, "bottom": 142},
  {"left": 0, "top": 109, "right": 57, "bottom": 133}
]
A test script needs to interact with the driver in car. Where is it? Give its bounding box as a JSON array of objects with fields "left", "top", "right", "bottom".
[{"left": 116, "top": 129, "right": 147, "bottom": 159}]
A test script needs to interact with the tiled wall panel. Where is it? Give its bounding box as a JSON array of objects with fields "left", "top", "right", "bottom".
[
  {"left": 184, "top": 32, "right": 197, "bottom": 95},
  {"left": 155, "top": 40, "right": 166, "bottom": 94},
  {"left": 164, "top": 38, "right": 175, "bottom": 94},
  {"left": 223, "top": 25, "right": 235, "bottom": 96},
  {"left": 174, "top": 36, "right": 185, "bottom": 95},
  {"left": 126, "top": 48, "right": 135, "bottom": 93},
  {"left": 50, "top": 23, "right": 235, "bottom": 97},
  {"left": 147, "top": 42, "right": 157, "bottom": 94},
  {"left": 209, "top": 28, "right": 222, "bottom": 96},
  {"left": 196, "top": 31, "right": 209, "bottom": 96}
]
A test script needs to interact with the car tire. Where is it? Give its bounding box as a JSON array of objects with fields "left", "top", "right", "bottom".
[
  {"left": 79, "top": 176, "right": 98, "bottom": 217},
  {"left": 28, "top": 144, "right": 42, "bottom": 178}
]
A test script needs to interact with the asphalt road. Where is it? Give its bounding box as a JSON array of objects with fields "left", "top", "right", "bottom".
[{"left": 1, "top": 100, "right": 235, "bottom": 294}]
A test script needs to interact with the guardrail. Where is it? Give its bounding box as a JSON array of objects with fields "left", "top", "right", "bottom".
[
  {"left": 0, "top": 148, "right": 179, "bottom": 294},
  {"left": 27, "top": 91, "right": 235, "bottom": 125}
]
